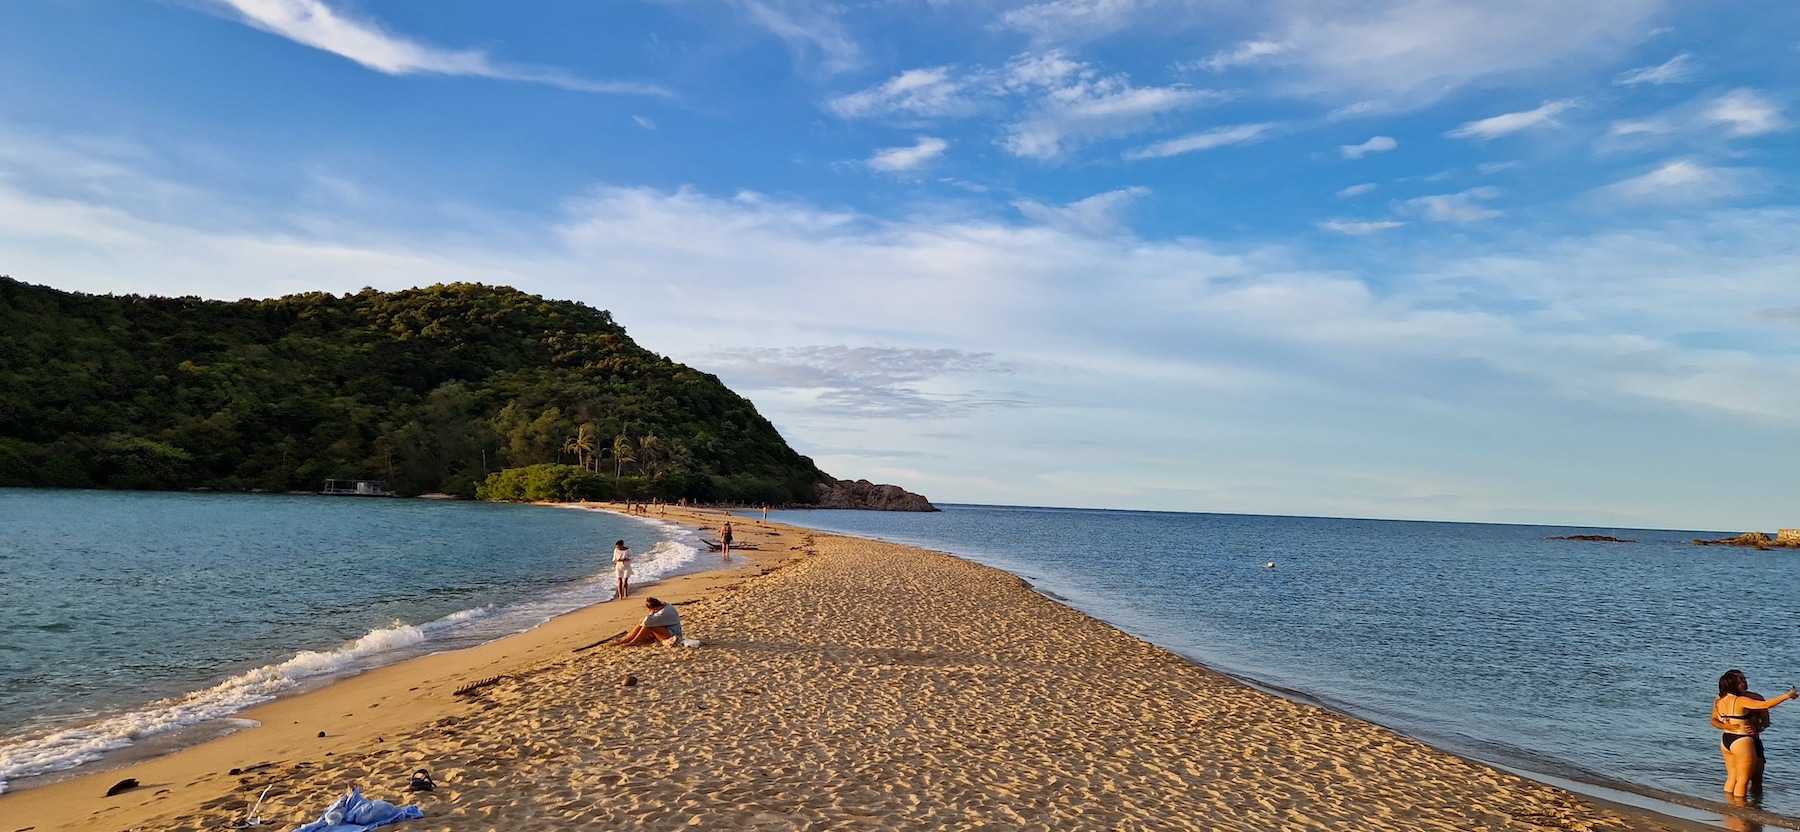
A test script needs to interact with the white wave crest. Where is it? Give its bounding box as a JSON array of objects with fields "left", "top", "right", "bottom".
[
  {"left": 0, "top": 511, "right": 704, "bottom": 793},
  {"left": 0, "top": 615, "right": 439, "bottom": 792}
]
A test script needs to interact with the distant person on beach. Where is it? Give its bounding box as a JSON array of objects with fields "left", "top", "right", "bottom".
[
  {"left": 613, "top": 597, "right": 682, "bottom": 646},
  {"left": 761, "top": 505, "right": 769, "bottom": 523},
  {"left": 612, "top": 540, "right": 632, "bottom": 599},
  {"left": 1714, "top": 669, "right": 1797, "bottom": 799},
  {"left": 720, "top": 522, "right": 733, "bottom": 560}
]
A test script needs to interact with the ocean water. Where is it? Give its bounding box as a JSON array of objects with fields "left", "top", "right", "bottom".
[
  {"left": 772, "top": 504, "right": 1800, "bottom": 822},
  {"left": 0, "top": 489, "right": 705, "bottom": 793}
]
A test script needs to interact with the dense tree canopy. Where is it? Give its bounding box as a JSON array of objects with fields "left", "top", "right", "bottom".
[{"left": 0, "top": 278, "right": 824, "bottom": 501}]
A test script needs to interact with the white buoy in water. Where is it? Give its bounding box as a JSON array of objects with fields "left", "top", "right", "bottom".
[{"left": 1265, "top": 562, "right": 1275, "bottom": 569}]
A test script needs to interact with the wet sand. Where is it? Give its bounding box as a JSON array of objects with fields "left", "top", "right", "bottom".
[{"left": 1, "top": 507, "right": 1708, "bottom": 831}]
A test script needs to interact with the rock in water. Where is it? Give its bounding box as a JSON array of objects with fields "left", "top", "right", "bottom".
[{"left": 813, "top": 477, "right": 938, "bottom": 512}]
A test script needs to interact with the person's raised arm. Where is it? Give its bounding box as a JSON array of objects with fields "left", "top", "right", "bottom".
[{"left": 1736, "top": 688, "right": 1798, "bottom": 710}]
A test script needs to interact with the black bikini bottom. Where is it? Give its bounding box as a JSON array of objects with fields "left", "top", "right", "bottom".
[{"left": 1723, "top": 733, "right": 1766, "bottom": 759}]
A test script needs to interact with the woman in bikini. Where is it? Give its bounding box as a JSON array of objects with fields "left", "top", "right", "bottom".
[{"left": 1714, "top": 669, "right": 1797, "bottom": 799}]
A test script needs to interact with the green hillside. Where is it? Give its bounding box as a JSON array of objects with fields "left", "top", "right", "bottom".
[{"left": 0, "top": 278, "right": 824, "bottom": 502}]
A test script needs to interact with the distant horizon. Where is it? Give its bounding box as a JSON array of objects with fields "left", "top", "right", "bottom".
[
  {"left": 792, "top": 501, "right": 1744, "bottom": 536},
  {"left": 3, "top": 1, "right": 1796, "bottom": 531}
]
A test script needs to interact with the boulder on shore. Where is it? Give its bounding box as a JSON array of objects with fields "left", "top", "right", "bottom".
[{"left": 814, "top": 477, "right": 938, "bottom": 512}]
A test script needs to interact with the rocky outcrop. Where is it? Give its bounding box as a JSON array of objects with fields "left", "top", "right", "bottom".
[
  {"left": 1546, "top": 535, "right": 1635, "bottom": 543},
  {"left": 813, "top": 477, "right": 938, "bottom": 512},
  {"left": 1693, "top": 532, "right": 1799, "bottom": 549}
]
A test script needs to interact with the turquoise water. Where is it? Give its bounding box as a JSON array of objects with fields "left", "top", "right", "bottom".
[
  {"left": 773, "top": 504, "right": 1800, "bottom": 823},
  {"left": 0, "top": 490, "right": 704, "bottom": 792}
]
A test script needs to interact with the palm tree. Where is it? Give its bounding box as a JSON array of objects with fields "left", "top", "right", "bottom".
[
  {"left": 612, "top": 434, "right": 636, "bottom": 478},
  {"left": 637, "top": 434, "right": 663, "bottom": 480},
  {"left": 562, "top": 423, "right": 598, "bottom": 471}
]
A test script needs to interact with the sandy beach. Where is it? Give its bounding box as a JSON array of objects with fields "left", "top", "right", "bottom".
[{"left": 2, "top": 507, "right": 1710, "bottom": 831}]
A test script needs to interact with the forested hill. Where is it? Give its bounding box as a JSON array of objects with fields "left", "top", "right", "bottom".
[{"left": 0, "top": 278, "right": 825, "bottom": 501}]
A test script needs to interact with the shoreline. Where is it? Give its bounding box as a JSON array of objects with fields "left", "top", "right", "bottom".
[
  {"left": 0, "top": 507, "right": 1747, "bottom": 831},
  {"left": 768, "top": 511, "right": 1799, "bottom": 831},
  {"left": 0, "top": 502, "right": 714, "bottom": 798}
]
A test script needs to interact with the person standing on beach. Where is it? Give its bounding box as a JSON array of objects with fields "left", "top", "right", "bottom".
[
  {"left": 761, "top": 504, "right": 768, "bottom": 523},
  {"left": 720, "top": 521, "right": 733, "bottom": 561},
  {"left": 1715, "top": 669, "right": 1797, "bottom": 799},
  {"left": 612, "top": 540, "right": 632, "bottom": 599}
]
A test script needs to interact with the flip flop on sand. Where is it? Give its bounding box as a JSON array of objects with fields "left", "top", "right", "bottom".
[{"left": 408, "top": 770, "right": 435, "bottom": 793}]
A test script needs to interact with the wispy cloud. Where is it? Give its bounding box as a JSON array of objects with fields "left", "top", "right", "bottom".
[
  {"left": 1704, "top": 88, "right": 1786, "bottom": 137},
  {"left": 868, "top": 137, "right": 949, "bottom": 172},
  {"left": 1598, "top": 159, "right": 1762, "bottom": 203},
  {"left": 826, "top": 67, "right": 980, "bottom": 120},
  {"left": 1013, "top": 186, "right": 1151, "bottom": 236},
  {"left": 1447, "top": 100, "right": 1581, "bottom": 139},
  {"left": 1123, "top": 122, "right": 1277, "bottom": 160},
  {"left": 725, "top": 0, "right": 861, "bottom": 73},
  {"left": 1615, "top": 53, "right": 1699, "bottom": 85},
  {"left": 1319, "top": 219, "right": 1404, "bottom": 234},
  {"left": 1185, "top": 40, "right": 1288, "bottom": 72},
  {"left": 1336, "top": 183, "right": 1377, "bottom": 197},
  {"left": 1401, "top": 187, "right": 1503, "bottom": 222},
  {"left": 705, "top": 345, "right": 1021, "bottom": 418},
  {"left": 1000, "top": 0, "right": 1148, "bottom": 44},
  {"left": 826, "top": 53, "right": 1226, "bottom": 161},
  {"left": 1000, "top": 54, "right": 1227, "bottom": 160},
  {"left": 1339, "top": 135, "right": 1397, "bottom": 159},
  {"left": 1277, "top": 1, "right": 1661, "bottom": 103},
  {"left": 1605, "top": 88, "right": 1788, "bottom": 149},
  {"left": 202, "top": 0, "right": 665, "bottom": 95}
]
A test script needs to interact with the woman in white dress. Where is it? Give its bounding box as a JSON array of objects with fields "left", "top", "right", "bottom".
[{"left": 612, "top": 540, "right": 632, "bottom": 599}]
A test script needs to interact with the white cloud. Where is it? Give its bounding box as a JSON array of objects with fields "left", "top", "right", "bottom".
[
  {"left": 1274, "top": 0, "right": 1662, "bottom": 102},
  {"left": 633, "top": 115, "right": 657, "bottom": 131},
  {"left": 724, "top": 0, "right": 861, "bottom": 73},
  {"left": 1615, "top": 53, "right": 1698, "bottom": 85},
  {"left": 1704, "top": 88, "right": 1786, "bottom": 137},
  {"left": 1013, "top": 186, "right": 1151, "bottom": 235},
  {"left": 1447, "top": 99, "right": 1581, "bottom": 139},
  {"left": 1401, "top": 187, "right": 1502, "bottom": 222},
  {"left": 827, "top": 53, "right": 1227, "bottom": 161},
  {"left": 1599, "top": 159, "right": 1762, "bottom": 203},
  {"left": 868, "top": 137, "right": 949, "bottom": 172},
  {"left": 1319, "top": 219, "right": 1404, "bottom": 234},
  {"left": 1340, "top": 135, "right": 1397, "bottom": 159},
  {"left": 1123, "top": 122, "right": 1277, "bottom": 160},
  {"left": 827, "top": 67, "right": 981, "bottom": 120},
  {"left": 1336, "top": 183, "right": 1377, "bottom": 197},
  {"left": 1186, "top": 40, "right": 1288, "bottom": 72},
  {"left": 1000, "top": 0, "right": 1147, "bottom": 44},
  {"left": 998, "top": 55, "right": 1228, "bottom": 160},
  {"left": 9, "top": 139, "right": 1800, "bottom": 525},
  {"left": 202, "top": 0, "right": 664, "bottom": 94},
  {"left": 1603, "top": 88, "right": 1788, "bottom": 150},
  {"left": 1477, "top": 161, "right": 1518, "bottom": 174}
]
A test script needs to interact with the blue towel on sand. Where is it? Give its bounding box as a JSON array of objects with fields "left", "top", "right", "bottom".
[{"left": 293, "top": 787, "right": 423, "bottom": 832}]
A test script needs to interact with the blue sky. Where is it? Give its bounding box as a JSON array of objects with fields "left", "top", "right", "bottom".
[{"left": 2, "top": 0, "right": 1797, "bottom": 529}]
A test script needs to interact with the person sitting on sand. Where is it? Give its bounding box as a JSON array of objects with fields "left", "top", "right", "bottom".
[
  {"left": 613, "top": 597, "right": 683, "bottom": 646},
  {"left": 612, "top": 540, "right": 631, "bottom": 599},
  {"left": 1715, "top": 669, "right": 1797, "bottom": 799}
]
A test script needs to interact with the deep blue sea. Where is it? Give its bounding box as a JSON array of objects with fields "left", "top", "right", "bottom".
[
  {"left": 0, "top": 490, "right": 706, "bottom": 793},
  {"left": 773, "top": 504, "right": 1800, "bottom": 823}
]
